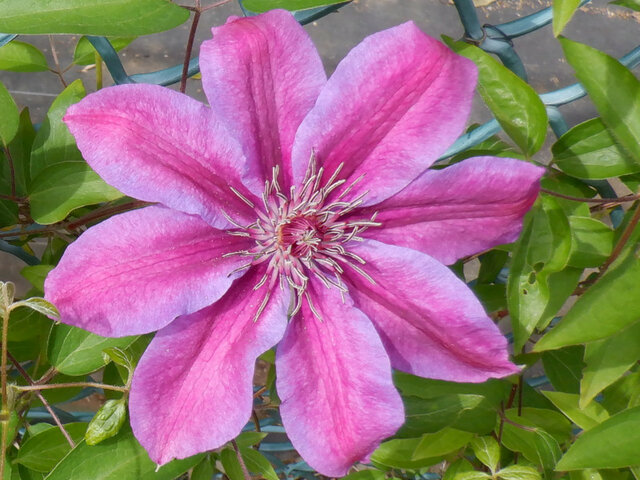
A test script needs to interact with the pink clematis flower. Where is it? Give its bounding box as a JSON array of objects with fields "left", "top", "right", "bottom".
[{"left": 46, "top": 10, "right": 543, "bottom": 477}]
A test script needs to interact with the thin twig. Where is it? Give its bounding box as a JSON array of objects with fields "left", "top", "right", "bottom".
[
  {"left": 5, "top": 352, "right": 75, "bottom": 448},
  {"left": 201, "top": 0, "right": 234, "bottom": 12},
  {"left": 251, "top": 410, "right": 261, "bottom": 434},
  {"left": 180, "top": 1, "right": 201, "bottom": 94},
  {"left": 48, "top": 36, "right": 68, "bottom": 87},
  {"left": 253, "top": 386, "right": 268, "bottom": 399},
  {"left": 3, "top": 146, "right": 17, "bottom": 198},
  {"left": 231, "top": 439, "right": 252, "bottom": 480},
  {"left": 15, "top": 382, "right": 128, "bottom": 393},
  {"left": 65, "top": 200, "right": 149, "bottom": 230},
  {"left": 576, "top": 200, "right": 640, "bottom": 294},
  {"left": 540, "top": 187, "right": 640, "bottom": 205},
  {"left": 0, "top": 307, "right": 9, "bottom": 480}
]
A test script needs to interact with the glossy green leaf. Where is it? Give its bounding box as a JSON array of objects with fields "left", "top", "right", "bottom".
[
  {"left": 611, "top": 0, "right": 640, "bottom": 11},
  {"left": 5, "top": 107, "right": 36, "bottom": 195},
  {"left": 508, "top": 196, "right": 572, "bottom": 350},
  {"left": 30, "top": 79, "right": 85, "bottom": 178},
  {"left": 541, "top": 346, "right": 585, "bottom": 394},
  {"left": 412, "top": 429, "right": 473, "bottom": 460},
  {"left": 73, "top": 36, "right": 135, "bottom": 65},
  {"left": 46, "top": 425, "right": 203, "bottom": 479},
  {"left": 0, "top": 41, "right": 48, "bottom": 72},
  {"left": 580, "top": 319, "right": 640, "bottom": 407},
  {"left": 240, "top": 448, "right": 278, "bottom": 480},
  {"left": 445, "top": 38, "right": 548, "bottom": 156},
  {"left": 0, "top": 0, "right": 189, "bottom": 35},
  {"left": 7, "top": 307, "right": 51, "bottom": 342},
  {"left": 601, "top": 371, "right": 640, "bottom": 414},
  {"left": 557, "top": 406, "right": 640, "bottom": 470},
  {"left": 535, "top": 249, "right": 640, "bottom": 350},
  {"left": 47, "top": 323, "right": 137, "bottom": 376},
  {"left": 234, "top": 431, "right": 268, "bottom": 449},
  {"left": 372, "top": 437, "right": 443, "bottom": 470},
  {"left": 501, "top": 423, "right": 561, "bottom": 473},
  {"left": 561, "top": 37, "right": 640, "bottom": 162},
  {"left": 190, "top": 456, "right": 215, "bottom": 480},
  {"left": 471, "top": 436, "right": 500, "bottom": 473},
  {"left": 552, "top": 118, "right": 640, "bottom": 179},
  {"left": 0, "top": 80, "right": 19, "bottom": 145},
  {"left": 85, "top": 399, "right": 128, "bottom": 445},
  {"left": 220, "top": 448, "right": 245, "bottom": 480},
  {"left": 399, "top": 394, "right": 487, "bottom": 437},
  {"left": 567, "top": 216, "right": 614, "bottom": 268},
  {"left": 29, "top": 161, "right": 123, "bottom": 224},
  {"left": 10, "top": 297, "right": 59, "bottom": 319},
  {"left": 497, "top": 465, "right": 542, "bottom": 480},
  {"left": 541, "top": 391, "right": 609, "bottom": 431},
  {"left": 505, "top": 408, "right": 573, "bottom": 444},
  {"left": 442, "top": 458, "right": 475, "bottom": 480},
  {"left": 552, "top": 0, "right": 581, "bottom": 36},
  {"left": 243, "top": 0, "right": 346, "bottom": 11},
  {"left": 15, "top": 423, "right": 87, "bottom": 472}
]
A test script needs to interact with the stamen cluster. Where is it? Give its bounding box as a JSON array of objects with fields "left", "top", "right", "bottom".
[{"left": 224, "top": 155, "right": 380, "bottom": 319}]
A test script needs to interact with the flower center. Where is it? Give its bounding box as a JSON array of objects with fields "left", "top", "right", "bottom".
[{"left": 224, "top": 155, "right": 379, "bottom": 319}]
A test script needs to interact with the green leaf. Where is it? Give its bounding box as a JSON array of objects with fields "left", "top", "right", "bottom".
[
  {"left": 541, "top": 391, "right": 609, "bottom": 431},
  {"left": 541, "top": 346, "right": 585, "bottom": 394},
  {"left": 102, "top": 347, "right": 135, "bottom": 378},
  {"left": 601, "top": 371, "right": 640, "bottom": 414},
  {"left": 471, "top": 436, "right": 500, "bottom": 474},
  {"left": 21, "top": 265, "right": 55, "bottom": 293},
  {"left": 442, "top": 458, "right": 475, "bottom": 480},
  {"left": 73, "top": 36, "right": 135, "bottom": 65},
  {"left": 0, "top": 80, "right": 19, "bottom": 145},
  {"left": 372, "top": 437, "right": 444, "bottom": 470},
  {"left": 497, "top": 465, "right": 542, "bottom": 480},
  {"left": 5, "top": 107, "right": 36, "bottom": 195},
  {"left": 508, "top": 196, "right": 572, "bottom": 350},
  {"left": 552, "top": 118, "right": 640, "bottom": 179},
  {"left": 567, "top": 216, "right": 614, "bottom": 268},
  {"left": 501, "top": 423, "right": 561, "bottom": 473},
  {"left": 47, "top": 323, "right": 137, "bottom": 376},
  {"left": 412, "top": 429, "right": 473, "bottom": 460},
  {"left": 46, "top": 425, "right": 203, "bottom": 479},
  {"left": 341, "top": 471, "right": 386, "bottom": 480},
  {"left": 399, "top": 394, "right": 487, "bottom": 437},
  {"left": 0, "top": 0, "right": 189, "bottom": 35},
  {"left": 505, "top": 408, "right": 573, "bottom": 444},
  {"left": 580, "top": 319, "right": 640, "bottom": 407},
  {"left": 190, "top": 456, "right": 215, "bottom": 480},
  {"left": 552, "top": 0, "right": 581, "bottom": 36},
  {"left": 0, "top": 41, "right": 48, "bottom": 72},
  {"left": 611, "top": 0, "right": 640, "bottom": 11},
  {"left": 557, "top": 406, "right": 640, "bottom": 470},
  {"left": 444, "top": 38, "right": 547, "bottom": 156},
  {"left": 240, "top": 448, "right": 278, "bottom": 480},
  {"left": 234, "top": 431, "right": 268, "bottom": 449},
  {"left": 10, "top": 297, "right": 60, "bottom": 319},
  {"left": 243, "top": 0, "right": 347, "bottom": 12},
  {"left": 85, "top": 399, "right": 127, "bottom": 445},
  {"left": 535, "top": 249, "right": 640, "bottom": 350},
  {"left": 220, "top": 448, "right": 245, "bottom": 480},
  {"left": 15, "top": 423, "right": 87, "bottom": 472},
  {"left": 29, "top": 161, "right": 123, "bottom": 224},
  {"left": 30, "top": 79, "right": 86, "bottom": 178},
  {"left": 560, "top": 37, "right": 640, "bottom": 163}
]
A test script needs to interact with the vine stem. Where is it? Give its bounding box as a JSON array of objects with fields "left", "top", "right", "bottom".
[
  {"left": 15, "top": 382, "right": 128, "bottom": 393},
  {"left": 540, "top": 187, "right": 640, "bottom": 205},
  {"left": 231, "top": 439, "right": 251, "bottom": 480},
  {"left": 180, "top": 1, "right": 201, "bottom": 94},
  {"left": 5, "top": 352, "right": 75, "bottom": 448},
  {"left": 48, "top": 36, "right": 67, "bottom": 88},
  {"left": 0, "top": 307, "right": 9, "bottom": 480}
]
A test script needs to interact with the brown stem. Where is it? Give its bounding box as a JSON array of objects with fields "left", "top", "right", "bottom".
[
  {"left": 253, "top": 386, "right": 268, "bottom": 398},
  {"left": 497, "top": 410, "right": 537, "bottom": 432},
  {"left": 6, "top": 352, "right": 75, "bottom": 448},
  {"left": 48, "top": 36, "right": 68, "bottom": 88},
  {"left": 3, "top": 146, "right": 17, "bottom": 198},
  {"left": 576, "top": 200, "right": 640, "bottom": 294},
  {"left": 16, "top": 382, "right": 128, "bottom": 393},
  {"left": 540, "top": 187, "right": 640, "bottom": 204},
  {"left": 201, "top": 0, "right": 234, "bottom": 12},
  {"left": 180, "top": 2, "right": 201, "bottom": 94},
  {"left": 0, "top": 307, "right": 9, "bottom": 480},
  {"left": 231, "top": 439, "right": 251, "bottom": 480},
  {"left": 65, "top": 200, "right": 148, "bottom": 230},
  {"left": 251, "top": 410, "right": 261, "bottom": 434},
  {"left": 35, "top": 367, "right": 58, "bottom": 386}
]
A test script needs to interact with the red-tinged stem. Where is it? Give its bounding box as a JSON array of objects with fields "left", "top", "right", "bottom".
[
  {"left": 180, "top": 1, "right": 201, "bottom": 94},
  {"left": 48, "top": 36, "right": 67, "bottom": 88},
  {"left": 540, "top": 187, "right": 640, "bottom": 205},
  {"left": 231, "top": 439, "right": 251, "bottom": 480}
]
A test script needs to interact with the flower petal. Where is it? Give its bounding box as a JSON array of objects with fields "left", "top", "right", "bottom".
[
  {"left": 64, "top": 84, "right": 256, "bottom": 228},
  {"left": 343, "top": 239, "right": 519, "bottom": 382},
  {"left": 130, "top": 267, "right": 289, "bottom": 465},
  {"left": 356, "top": 157, "right": 544, "bottom": 264},
  {"left": 291, "top": 21, "right": 476, "bottom": 205},
  {"left": 200, "top": 10, "right": 326, "bottom": 190},
  {"left": 277, "top": 280, "right": 404, "bottom": 477},
  {"left": 45, "top": 206, "right": 254, "bottom": 337}
]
